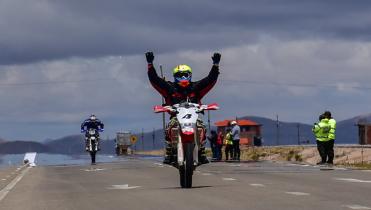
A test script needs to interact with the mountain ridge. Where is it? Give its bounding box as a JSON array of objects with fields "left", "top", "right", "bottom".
[{"left": 0, "top": 114, "right": 366, "bottom": 154}]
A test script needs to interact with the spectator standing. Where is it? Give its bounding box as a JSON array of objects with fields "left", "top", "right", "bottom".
[
  {"left": 216, "top": 131, "right": 223, "bottom": 161},
  {"left": 231, "top": 121, "right": 241, "bottom": 161},
  {"left": 323, "top": 111, "right": 336, "bottom": 165},
  {"left": 207, "top": 130, "right": 218, "bottom": 160},
  {"left": 312, "top": 114, "right": 331, "bottom": 165},
  {"left": 224, "top": 128, "right": 233, "bottom": 161}
]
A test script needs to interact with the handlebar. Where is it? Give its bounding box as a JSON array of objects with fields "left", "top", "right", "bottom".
[
  {"left": 81, "top": 129, "right": 104, "bottom": 133},
  {"left": 154, "top": 103, "right": 219, "bottom": 113}
]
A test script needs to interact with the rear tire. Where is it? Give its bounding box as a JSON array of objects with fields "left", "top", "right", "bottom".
[
  {"left": 90, "top": 140, "right": 97, "bottom": 164},
  {"left": 179, "top": 143, "right": 194, "bottom": 188}
]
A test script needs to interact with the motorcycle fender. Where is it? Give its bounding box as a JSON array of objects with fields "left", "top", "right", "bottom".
[
  {"left": 177, "top": 135, "right": 184, "bottom": 166},
  {"left": 193, "top": 142, "right": 198, "bottom": 166}
]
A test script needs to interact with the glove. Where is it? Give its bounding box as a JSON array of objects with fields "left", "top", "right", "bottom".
[
  {"left": 212, "top": 52, "right": 221, "bottom": 65},
  {"left": 145, "top": 51, "right": 154, "bottom": 64}
]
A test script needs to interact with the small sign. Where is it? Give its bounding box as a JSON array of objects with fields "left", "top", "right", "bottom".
[{"left": 130, "top": 135, "right": 138, "bottom": 144}]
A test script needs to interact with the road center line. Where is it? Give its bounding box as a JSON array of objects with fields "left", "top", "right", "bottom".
[
  {"left": 222, "top": 178, "right": 236, "bottom": 181},
  {"left": 0, "top": 166, "right": 30, "bottom": 202},
  {"left": 344, "top": 204, "right": 371, "bottom": 209},
  {"left": 250, "top": 183, "right": 265, "bottom": 187},
  {"left": 107, "top": 184, "right": 141, "bottom": 190},
  {"left": 201, "top": 173, "right": 212, "bottom": 176},
  {"left": 335, "top": 178, "right": 371, "bottom": 183},
  {"left": 285, "top": 191, "right": 310, "bottom": 196}
]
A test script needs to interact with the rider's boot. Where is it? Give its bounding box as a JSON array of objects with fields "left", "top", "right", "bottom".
[
  {"left": 198, "top": 144, "right": 209, "bottom": 165},
  {"left": 97, "top": 138, "right": 101, "bottom": 151},
  {"left": 85, "top": 139, "right": 89, "bottom": 151},
  {"left": 163, "top": 141, "right": 174, "bottom": 165}
]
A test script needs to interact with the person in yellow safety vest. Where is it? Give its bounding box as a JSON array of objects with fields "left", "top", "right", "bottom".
[
  {"left": 224, "top": 128, "right": 234, "bottom": 161},
  {"left": 324, "top": 111, "right": 336, "bottom": 165},
  {"left": 312, "top": 114, "right": 331, "bottom": 165}
]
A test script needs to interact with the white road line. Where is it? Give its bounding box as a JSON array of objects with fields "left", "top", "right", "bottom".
[
  {"left": 154, "top": 163, "right": 164, "bottom": 167},
  {"left": 335, "top": 178, "right": 371, "bottom": 183},
  {"left": 107, "top": 184, "right": 141, "bottom": 190},
  {"left": 1, "top": 179, "right": 6, "bottom": 181},
  {"left": 344, "top": 204, "right": 371, "bottom": 209},
  {"left": 250, "top": 183, "right": 265, "bottom": 187},
  {"left": 222, "top": 178, "right": 236, "bottom": 181},
  {"left": 285, "top": 191, "right": 310, "bottom": 196},
  {"left": 83, "top": 168, "right": 106, "bottom": 172},
  {"left": 201, "top": 173, "right": 212, "bottom": 176},
  {"left": 0, "top": 167, "right": 30, "bottom": 202}
]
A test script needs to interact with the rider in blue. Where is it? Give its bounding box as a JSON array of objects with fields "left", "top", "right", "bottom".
[{"left": 81, "top": 114, "right": 104, "bottom": 151}]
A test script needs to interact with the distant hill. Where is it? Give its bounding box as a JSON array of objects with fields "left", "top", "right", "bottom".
[
  {"left": 0, "top": 115, "right": 364, "bottom": 154},
  {"left": 244, "top": 116, "right": 359, "bottom": 145},
  {"left": 334, "top": 113, "right": 371, "bottom": 144},
  {"left": 239, "top": 116, "right": 314, "bottom": 145},
  {"left": 0, "top": 141, "right": 51, "bottom": 154},
  {"left": 45, "top": 135, "right": 117, "bottom": 155}
]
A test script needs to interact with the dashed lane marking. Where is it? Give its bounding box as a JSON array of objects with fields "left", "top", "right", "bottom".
[
  {"left": 0, "top": 167, "right": 30, "bottom": 202},
  {"left": 335, "top": 178, "right": 371, "bottom": 183},
  {"left": 107, "top": 184, "right": 141, "bottom": 190},
  {"left": 83, "top": 168, "right": 106, "bottom": 172},
  {"left": 1, "top": 179, "right": 6, "bottom": 181},
  {"left": 201, "top": 173, "right": 212, "bottom": 176},
  {"left": 154, "top": 163, "right": 164, "bottom": 167},
  {"left": 222, "top": 178, "right": 236, "bottom": 181},
  {"left": 344, "top": 204, "right": 371, "bottom": 209},
  {"left": 285, "top": 191, "right": 310, "bottom": 196},
  {"left": 250, "top": 183, "right": 265, "bottom": 187}
]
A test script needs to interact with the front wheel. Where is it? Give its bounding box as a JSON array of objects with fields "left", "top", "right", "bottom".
[
  {"left": 89, "top": 140, "right": 97, "bottom": 164},
  {"left": 90, "top": 151, "right": 96, "bottom": 164},
  {"left": 179, "top": 143, "right": 194, "bottom": 188}
]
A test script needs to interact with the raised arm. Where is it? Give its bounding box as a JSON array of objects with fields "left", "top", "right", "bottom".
[
  {"left": 145, "top": 52, "right": 172, "bottom": 97},
  {"left": 194, "top": 53, "right": 221, "bottom": 98}
]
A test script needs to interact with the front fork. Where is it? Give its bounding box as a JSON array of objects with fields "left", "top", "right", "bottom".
[
  {"left": 177, "top": 128, "right": 199, "bottom": 167},
  {"left": 87, "top": 137, "right": 99, "bottom": 152}
]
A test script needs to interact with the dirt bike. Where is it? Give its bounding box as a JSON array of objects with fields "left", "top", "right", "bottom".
[
  {"left": 85, "top": 128, "right": 101, "bottom": 165},
  {"left": 154, "top": 102, "right": 219, "bottom": 188}
]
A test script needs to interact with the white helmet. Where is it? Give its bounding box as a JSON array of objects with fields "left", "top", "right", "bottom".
[
  {"left": 230, "top": 121, "right": 237, "bottom": 125},
  {"left": 90, "top": 114, "right": 96, "bottom": 121}
]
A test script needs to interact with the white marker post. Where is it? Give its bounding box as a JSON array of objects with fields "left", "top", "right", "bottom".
[{"left": 23, "top": 152, "right": 37, "bottom": 167}]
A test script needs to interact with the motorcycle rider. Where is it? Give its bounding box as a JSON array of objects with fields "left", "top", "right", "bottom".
[
  {"left": 145, "top": 51, "right": 221, "bottom": 165},
  {"left": 81, "top": 114, "right": 104, "bottom": 151}
]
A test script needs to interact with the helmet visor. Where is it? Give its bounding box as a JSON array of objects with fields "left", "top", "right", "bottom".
[{"left": 174, "top": 72, "right": 191, "bottom": 78}]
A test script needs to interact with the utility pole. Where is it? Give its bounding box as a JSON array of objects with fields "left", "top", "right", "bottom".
[
  {"left": 160, "top": 65, "right": 166, "bottom": 137},
  {"left": 141, "top": 128, "right": 144, "bottom": 151},
  {"left": 276, "top": 115, "right": 280, "bottom": 146},
  {"left": 208, "top": 110, "right": 211, "bottom": 133},
  {"left": 152, "top": 128, "right": 155, "bottom": 149},
  {"left": 297, "top": 123, "right": 300, "bottom": 145}
]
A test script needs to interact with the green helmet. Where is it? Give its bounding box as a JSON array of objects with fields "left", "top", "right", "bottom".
[{"left": 172, "top": 64, "right": 192, "bottom": 75}]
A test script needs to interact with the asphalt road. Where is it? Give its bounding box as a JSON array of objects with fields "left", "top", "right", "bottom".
[{"left": 1, "top": 157, "right": 371, "bottom": 210}]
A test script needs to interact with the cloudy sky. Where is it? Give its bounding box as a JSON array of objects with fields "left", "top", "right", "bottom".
[{"left": 1, "top": 0, "right": 371, "bottom": 141}]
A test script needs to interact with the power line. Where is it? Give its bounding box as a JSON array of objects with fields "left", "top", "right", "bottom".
[
  {"left": 221, "top": 79, "right": 371, "bottom": 90},
  {"left": 0, "top": 78, "right": 117, "bottom": 87}
]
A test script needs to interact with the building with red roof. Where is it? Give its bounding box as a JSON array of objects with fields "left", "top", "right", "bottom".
[{"left": 214, "top": 119, "right": 262, "bottom": 145}]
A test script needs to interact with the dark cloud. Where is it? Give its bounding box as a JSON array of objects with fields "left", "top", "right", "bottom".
[{"left": 1, "top": 0, "right": 371, "bottom": 64}]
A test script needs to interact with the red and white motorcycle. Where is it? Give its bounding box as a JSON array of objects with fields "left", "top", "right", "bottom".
[{"left": 154, "top": 102, "right": 219, "bottom": 188}]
